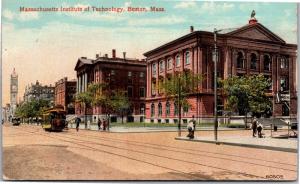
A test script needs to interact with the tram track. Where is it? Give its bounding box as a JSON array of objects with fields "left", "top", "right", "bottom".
[{"left": 5, "top": 125, "right": 297, "bottom": 180}]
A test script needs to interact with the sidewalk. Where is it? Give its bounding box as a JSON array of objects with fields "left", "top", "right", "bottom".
[{"left": 175, "top": 136, "right": 298, "bottom": 153}]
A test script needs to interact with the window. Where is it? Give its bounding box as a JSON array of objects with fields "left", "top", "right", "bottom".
[
  {"left": 264, "top": 55, "right": 271, "bottom": 71},
  {"left": 176, "top": 55, "right": 181, "bottom": 67},
  {"left": 174, "top": 103, "right": 178, "bottom": 115},
  {"left": 152, "top": 63, "right": 157, "bottom": 76},
  {"left": 250, "top": 53, "right": 257, "bottom": 70},
  {"left": 151, "top": 81, "right": 156, "bottom": 95},
  {"left": 140, "top": 103, "right": 145, "bottom": 115},
  {"left": 158, "top": 103, "right": 162, "bottom": 117},
  {"left": 183, "top": 105, "right": 189, "bottom": 113},
  {"left": 264, "top": 75, "right": 272, "bottom": 90},
  {"left": 111, "top": 70, "right": 115, "bottom": 75},
  {"left": 140, "top": 72, "right": 145, "bottom": 78},
  {"left": 280, "top": 77, "right": 289, "bottom": 92},
  {"left": 166, "top": 102, "right": 170, "bottom": 116},
  {"left": 185, "top": 52, "right": 190, "bottom": 65},
  {"left": 128, "top": 71, "right": 132, "bottom": 77},
  {"left": 159, "top": 60, "right": 164, "bottom": 72},
  {"left": 167, "top": 58, "right": 173, "bottom": 70},
  {"left": 237, "top": 52, "right": 244, "bottom": 69},
  {"left": 280, "top": 57, "right": 288, "bottom": 69},
  {"left": 139, "top": 87, "right": 145, "bottom": 97},
  {"left": 282, "top": 104, "right": 289, "bottom": 116},
  {"left": 151, "top": 103, "right": 155, "bottom": 117},
  {"left": 127, "top": 86, "right": 133, "bottom": 97}
]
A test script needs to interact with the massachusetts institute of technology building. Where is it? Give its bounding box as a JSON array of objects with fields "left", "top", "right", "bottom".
[{"left": 144, "top": 17, "right": 297, "bottom": 123}]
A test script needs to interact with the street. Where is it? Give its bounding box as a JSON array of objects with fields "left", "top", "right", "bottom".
[{"left": 2, "top": 123, "right": 297, "bottom": 180}]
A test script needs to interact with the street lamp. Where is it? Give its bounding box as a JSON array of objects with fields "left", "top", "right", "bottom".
[{"left": 213, "top": 28, "right": 222, "bottom": 141}]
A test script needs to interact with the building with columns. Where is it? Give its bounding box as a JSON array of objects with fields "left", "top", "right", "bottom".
[
  {"left": 10, "top": 68, "right": 18, "bottom": 119},
  {"left": 74, "top": 49, "right": 147, "bottom": 123},
  {"left": 144, "top": 17, "right": 297, "bottom": 123},
  {"left": 54, "top": 77, "right": 77, "bottom": 114}
]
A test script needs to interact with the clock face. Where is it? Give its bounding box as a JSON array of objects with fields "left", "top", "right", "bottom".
[{"left": 12, "top": 85, "right": 17, "bottom": 91}]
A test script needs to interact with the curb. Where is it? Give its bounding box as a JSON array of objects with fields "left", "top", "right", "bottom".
[{"left": 175, "top": 137, "right": 298, "bottom": 153}]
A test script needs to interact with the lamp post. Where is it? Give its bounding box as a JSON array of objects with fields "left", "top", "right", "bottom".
[{"left": 213, "top": 28, "right": 222, "bottom": 141}]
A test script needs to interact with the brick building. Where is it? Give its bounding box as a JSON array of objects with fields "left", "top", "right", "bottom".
[
  {"left": 74, "top": 49, "right": 147, "bottom": 123},
  {"left": 54, "top": 77, "right": 77, "bottom": 114},
  {"left": 144, "top": 17, "right": 297, "bottom": 123},
  {"left": 23, "top": 80, "right": 55, "bottom": 104}
]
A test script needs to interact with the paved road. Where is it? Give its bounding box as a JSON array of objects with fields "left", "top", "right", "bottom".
[{"left": 2, "top": 123, "right": 297, "bottom": 181}]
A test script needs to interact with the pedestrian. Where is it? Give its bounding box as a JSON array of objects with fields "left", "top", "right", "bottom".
[
  {"left": 75, "top": 116, "right": 81, "bottom": 132},
  {"left": 251, "top": 117, "right": 258, "bottom": 137},
  {"left": 103, "top": 118, "right": 107, "bottom": 131},
  {"left": 97, "top": 118, "right": 102, "bottom": 131},
  {"left": 187, "top": 116, "right": 196, "bottom": 139},
  {"left": 257, "top": 122, "right": 263, "bottom": 138}
]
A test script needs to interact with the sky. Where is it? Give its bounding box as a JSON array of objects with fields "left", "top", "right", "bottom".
[{"left": 2, "top": 0, "right": 297, "bottom": 106}]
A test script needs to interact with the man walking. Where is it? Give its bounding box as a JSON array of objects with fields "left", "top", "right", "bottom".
[
  {"left": 252, "top": 117, "right": 258, "bottom": 137},
  {"left": 187, "top": 115, "right": 196, "bottom": 139},
  {"left": 75, "top": 116, "right": 81, "bottom": 132}
]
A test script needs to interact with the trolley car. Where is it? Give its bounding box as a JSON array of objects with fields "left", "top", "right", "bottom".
[{"left": 42, "top": 106, "right": 66, "bottom": 131}]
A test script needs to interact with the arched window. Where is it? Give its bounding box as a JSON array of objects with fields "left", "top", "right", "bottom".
[
  {"left": 185, "top": 51, "right": 190, "bottom": 65},
  {"left": 151, "top": 103, "right": 155, "bottom": 117},
  {"left": 263, "top": 55, "right": 271, "bottom": 71},
  {"left": 176, "top": 54, "right": 181, "bottom": 67},
  {"left": 237, "top": 52, "right": 244, "bottom": 69},
  {"left": 250, "top": 53, "right": 257, "bottom": 70},
  {"left": 167, "top": 58, "right": 173, "bottom": 70},
  {"left": 166, "top": 102, "right": 170, "bottom": 116},
  {"left": 159, "top": 60, "right": 164, "bottom": 72},
  {"left": 158, "top": 103, "right": 162, "bottom": 117}
]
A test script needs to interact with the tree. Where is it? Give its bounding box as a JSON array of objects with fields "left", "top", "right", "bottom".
[
  {"left": 15, "top": 99, "right": 51, "bottom": 122},
  {"left": 222, "top": 74, "right": 272, "bottom": 126},
  {"left": 161, "top": 70, "right": 202, "bottom": 136},
  {"left": 76, "top": 89, "right": 93, "bottom": 129}
]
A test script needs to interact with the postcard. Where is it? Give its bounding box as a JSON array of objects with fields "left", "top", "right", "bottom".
[{"left": 2, "top": 0, "right": 298, "bottom": 181}]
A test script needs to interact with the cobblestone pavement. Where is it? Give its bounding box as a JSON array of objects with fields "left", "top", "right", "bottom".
[{"left": 2, "top": 123, "right": 297, "bottom": 181}]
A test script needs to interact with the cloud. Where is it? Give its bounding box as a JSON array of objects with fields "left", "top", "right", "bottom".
[
  {"left": 3, "top": 9, "right": 15, "bottom": 20},
  {"left": 199, "top": 2, "right": 235, "bottom": 14},
  {"left": 3, "top": 8, "right": 39, "bottom": 21},
  {"left": 174, "top": 1, "right": 196, "bottom": 9},
  {"left": 127, "top": 15, "right": 186, "bottom": 26}
]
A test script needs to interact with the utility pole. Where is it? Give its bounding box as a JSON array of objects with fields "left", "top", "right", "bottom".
[{"left": 213, "top": 28, "right": 219, "bottom": 141}]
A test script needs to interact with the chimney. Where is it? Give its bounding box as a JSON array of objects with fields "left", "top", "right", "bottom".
[
  {"left": 123, "top": 52, "right": 126, "bottom": 59},
  {"left": 190, "top": 26, "right": 194, "bottom": 33},
  {"left": 112, "top": 49, "right": 116, "bottom": 58},
  {"left": 104, "top": 54, "right": 108, "bottom": 58},
  {"left": 96, "top": 54, "right": 99, "bottom": 58}
]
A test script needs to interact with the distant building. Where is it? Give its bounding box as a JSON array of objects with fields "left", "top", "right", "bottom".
[
  {"left": 2, "top": 103, "right": 10, "bottom": 122},
  {"left": 144, "top": 16, "right": 297, "bottom": 123},
  {"left": 74, "top": 49, "right": 147, "bottom": 123},
  {"left": 10, "top": 68, "right": 18, "bottom": 117},
  {"left": 23, "top": 80, "right": 55, "bottom": 104},
  {"left": 54, "top": 77, "right": 76, "bottom": 114}
]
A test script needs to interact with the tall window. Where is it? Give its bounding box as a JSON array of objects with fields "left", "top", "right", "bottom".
[
  {"left": 176, "top": 55, "right": 181, "bottom": 67},
  {"left": 152, "top": 63, "right": 157, "bottom": 76},
  {"left": 166, "top": 102, "right": 170, "bottom": 116},
  {"left": 174, "top": 103, "right": 178, "bottom": 115},
  {"left": 151, "top": 103, "right": 155, "bottom": 117},
  {"left": 151, "top": 80, "right": 156, "bottom": 95},
  {"left": 167, "top": 58, "right": 173, "bottom": 70},
  {"left": 280, "top": 76, "right": 289, "bottom": 91},
  {"left": 183, "top": 105, "right": 189, "bottom": 113},
  {"left": 264, "top": 75, "right": 272, "bottom": 90},
  {"left": 158, "top": 103, "right": 162, "bottom": 117},
  {"left": 140, "top": 103, "right": 145, "bottom": 115},
  {"left": 139, "top": 87, "right": 145, "bottom": 97},
  {"left": 159, "top": 60, "right": 164, "bottom": 72},
  {"left": 127, "top": 86, "right": 133, "bottom": 97},
  {"left": 280, "top": 57, "right": 288, "bottom": 69},
  {"left": 185, "top": 52, "right": 190, "bottom": 65},
  {"left": 250, "top": 53, "right": 257, "bottom": 70},
  {"left": 264, "top": 55, "right": 271, "bottom": 71},
  {"left": 140, "top": 72, "right": 145, "bottom": 78},
  {"left": 128, "top": 71, "right": 132, "bottom": 77},
  {"left": 237, "top": 52, "right": 244, "bottom": 69}
]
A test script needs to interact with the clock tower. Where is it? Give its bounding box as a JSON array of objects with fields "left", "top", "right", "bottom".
[{"left": 10, "top": 68, "right": 18, "bottom": 117}]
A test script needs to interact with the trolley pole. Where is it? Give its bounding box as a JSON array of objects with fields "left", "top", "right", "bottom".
[{"left": 213, "top": 28, "right": 218, "bottom": 141}]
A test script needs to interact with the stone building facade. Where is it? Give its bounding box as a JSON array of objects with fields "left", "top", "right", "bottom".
[
  {"left": 74, "top": 49, "right": 147, "bottom": 123},
  {"left": 144, "top": 18, "right": 297, "bottom": 123},
  {"left": 54, "top": 77, "right": 76, "bottom": 114},
  {"left": 23, "top": 80, "right": 55, "bottom": 104}
]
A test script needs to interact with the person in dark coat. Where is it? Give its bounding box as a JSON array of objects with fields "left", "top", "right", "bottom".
[
  {"left": 252, "top": 117, "right": 258, "bottom": 137},
  {"left": 187, "top": 116, "right": 196, "bottom": 139},
  {"left": 97, "top": 118, "right": 102, "bottom": 131},
  {"left": 257, "top": 123, "right": 263, "bottom": 138},
  {"left": 75, "top": 117, "right": 81, "bottom": 132},
  {"left": 102, "top": 118, "right": 107, "bottom": 131}
]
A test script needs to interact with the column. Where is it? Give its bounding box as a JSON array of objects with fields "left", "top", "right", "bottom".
[
  {"left": 84, "top": 73, "right": 88, "bottom": 92},
  {"left": 77, "top": 76, "right": 79, "bottom": 94}
]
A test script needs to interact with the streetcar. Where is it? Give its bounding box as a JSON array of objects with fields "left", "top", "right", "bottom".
[{"left": 42, "top": 106, "right": 66, "bottom": 131}]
